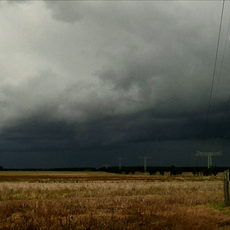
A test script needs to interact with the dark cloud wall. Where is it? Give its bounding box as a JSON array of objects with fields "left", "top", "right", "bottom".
[{"left": 0, "top": 1, "right": 230, "bottom": 168}]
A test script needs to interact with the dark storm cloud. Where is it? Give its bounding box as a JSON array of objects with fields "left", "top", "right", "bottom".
[
  {"left": 1, "top": 105, "right": 230, "bottom": 168},
  {"left": 2, "top": 106, "right": 230, "bottom": 151}
]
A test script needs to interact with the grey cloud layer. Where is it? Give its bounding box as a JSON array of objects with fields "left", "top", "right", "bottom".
[
  {"left": 1, "top": 1, "right": 230, "bottom": 156},
  {"left": 45, "top": 1, "right": 230, "bottom": 117}
]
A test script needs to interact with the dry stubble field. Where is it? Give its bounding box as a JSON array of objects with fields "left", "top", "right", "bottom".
[{"left": 0, "top": 171, "right": 230, "bottom": 229}]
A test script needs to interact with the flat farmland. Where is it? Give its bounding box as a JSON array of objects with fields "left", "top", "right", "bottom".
[
  {"left": 0, "top": 172, "right": 230, "bottom": 229},
  {"left": 0, "top": 171, "right": 202, "bottom": 182}
]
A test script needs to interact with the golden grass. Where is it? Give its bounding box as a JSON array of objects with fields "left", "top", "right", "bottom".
[{"left": 0, "top": 174, "right": 230, "bottom": 229}]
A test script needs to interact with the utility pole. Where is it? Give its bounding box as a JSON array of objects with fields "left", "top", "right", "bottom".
[
  {"left": 139, "top": 156, "right": 151, "bottom": 173},
  {"left": 195, "top": 151, "right": 223, "bottom": 168},
  {"left": 104, "top": 164, "right": 110, "bottom": 169},
  {"left": 224, "top": 171, "right": 230, "bottom": 206},
  {"left": 116, "top": 158, "right": 124, "bottom": 171}
]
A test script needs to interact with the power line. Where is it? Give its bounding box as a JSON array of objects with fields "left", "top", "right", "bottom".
[
  {"left": 209, "top": 12, "right": 230, "bottom": 152},
  {"left": 213, "top": 8, "right": 230, "bottom": 102},
  {"left": 200, "top": 0, "right": 225, "bottom": 151}
]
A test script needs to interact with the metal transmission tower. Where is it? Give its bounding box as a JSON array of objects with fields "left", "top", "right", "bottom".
[
  {"left": 196, "top": 151, "right": 223, "bottom": 168},
  {"left": 139, "top": 157, "right": 151, "bottom": 173},
  {"left": 104, "top": 164, "right": 110, "bottom": 169},
  {"left": 116, "top": 158, "right": 124, "bottom": 171}
]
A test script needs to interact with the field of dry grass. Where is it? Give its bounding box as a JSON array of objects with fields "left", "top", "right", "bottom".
[{"left": 0, "top": 172, "right": 230, "bottom": 229}]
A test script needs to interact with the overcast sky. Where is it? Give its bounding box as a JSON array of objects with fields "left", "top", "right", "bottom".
[{"left": 1, "top": 0, "right": 230, "bottom": 168}]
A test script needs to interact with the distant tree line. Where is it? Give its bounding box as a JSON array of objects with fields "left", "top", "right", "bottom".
[
  {"left": 1, "top": 165, "right": 228, "bottom": 176},
  {"left": 97, "top": 165, "right": 228, "bottom": 176}
]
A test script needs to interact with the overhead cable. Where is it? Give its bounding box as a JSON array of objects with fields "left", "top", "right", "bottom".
[
  {"left": 209, "top": 9, "right": 230, "bottom": 152},
  {"left": 200, "top": 0, "right": 225, "bottom": 151}
]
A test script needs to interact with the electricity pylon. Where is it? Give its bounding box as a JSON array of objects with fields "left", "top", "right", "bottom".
[
  {"left": 104, "top": 164, "right": 110, "bottom": 169},
  {"left": 116, "top": 158, "right": 124, "bottom": 171},
  {"left": 139, "top": 156, "right": 151, "bottom": 173},
  {"left": 196, "top": 151, "right": 223, "bottom": 168}
]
